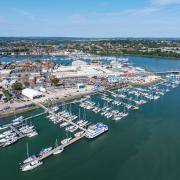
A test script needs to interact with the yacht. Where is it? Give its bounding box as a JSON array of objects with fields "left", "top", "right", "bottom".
[
  {"left": 3, "top": 136, "right": 18, "bottom": 147},
  {"left": 53, "top": 139, "right": 64, "bottom": 155},
  {"left": 61, "top": 137, "right": 72, "bottom": 145},
  {"left": 39, "top": 147, "right": 52, "bottom": 156},
  {"left": 133, "top": 106, "right": 139, "bottom": 110},
  {"left": 13, "top": 116, "right": 23, "bottom": 122},
  {"left": 68, "top": 126, "right": 78, "bottom": 133},
  {"left": 0, "top": 137, "right": 9, "bottom": 143},
  {"left": 21, "top": 160, "right": 43, "bottom": 171},
  {"left": 23, "top": 143, "right": 37, "bottom": 164},
  {"left": 51, "top": 106, "right": 59, "bottom": 112},
  {"left": 23, "top": 155, "right": 37, "bottom": 164},
  {"left": 74, "top": 131, "right": 84, "bottom": 137},
  {"left": 79, "top": 121, "right": 89, "bottom": 127},
  {"left": 27, "top": 131, "right": 38, "bottom": 138},
  {"left": 85, "top": 123, "right": 108, "bottom": 139},
  {"left": 113, "top": 116, "right": 122, "bottom": 121},
  {"left": 0, "top": 130, "right": 12, "bottom": 138},
  {"left": 53, "top": 147, "right": 64, "bottom": 155},
  {"left": 65, "top": 125, "right": 75, "bottom": 131},
  {"left": 0, "top": 125, "right": 6, "bottom": 131},
  {"left": 60, "top": 122, "right": 69, "bottom": 128}
]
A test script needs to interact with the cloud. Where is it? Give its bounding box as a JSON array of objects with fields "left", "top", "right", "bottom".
[{"left": 152, "top": 0, "right": 180, "bottom": 5}]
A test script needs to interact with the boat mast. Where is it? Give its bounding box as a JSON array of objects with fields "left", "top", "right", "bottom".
[
  {"left": 26, "top": 143, "right": 29, "bottom": 158},
  {"left": 55, "top": 139, "right": 58, "bottom": 147},
  {"left": 79, "top": 108, "right": 80, "bottom": 121}
]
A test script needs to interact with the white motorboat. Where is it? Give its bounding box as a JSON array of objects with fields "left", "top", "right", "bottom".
[
  {"left": 21, "top": 160, "right": 43, "bottom": 171},
  {"left": 27, "top": 131, "right": 38, "bottom": 138},
  {"left": 61, "top": 137, "right": 72, "bottom": 145},
  {"left": 39, "top": 147, "right": 52, "bottom": 156}
]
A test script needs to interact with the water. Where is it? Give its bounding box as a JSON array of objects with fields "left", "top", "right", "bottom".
[{"left": 0, "top": 56, "right": 180, "bottom": 180}]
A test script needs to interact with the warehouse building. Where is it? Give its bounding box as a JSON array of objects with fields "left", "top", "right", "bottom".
[{"left": 22, "top": 88, "right": 43, "bottom": 100}]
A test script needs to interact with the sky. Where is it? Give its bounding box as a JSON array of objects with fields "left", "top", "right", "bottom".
[{"left": 0, "top": 0, "right": 180, "bottom": 37}]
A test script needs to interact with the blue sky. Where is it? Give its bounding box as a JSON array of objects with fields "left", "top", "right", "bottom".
[{"left": 0, "top": 0, "right": 180, "bottom": 37}]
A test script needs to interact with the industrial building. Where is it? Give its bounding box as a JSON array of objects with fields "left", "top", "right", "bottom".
[{"left": 22, "top": 88, "right": 43, "bottom": 100}]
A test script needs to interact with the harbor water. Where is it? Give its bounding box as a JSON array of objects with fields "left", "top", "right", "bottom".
[{"left": 0, "top": 56, "right": 180, "bottom": 180}]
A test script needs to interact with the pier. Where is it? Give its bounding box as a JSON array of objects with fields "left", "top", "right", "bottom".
[
  {"left": 21, "top": 133, "right": 85, "bottom": 169},
  {"left": 8, "top": 124, "right": 25, "bottom": 139},
  {"left": 103, "top": 91, "right": 138, "bottom": 109},
  {"left": 0, "top": 112, "right": 47, "bottom": 131},
  {"left": 33, "top": 101, "right": 88, "bottom": 133}
]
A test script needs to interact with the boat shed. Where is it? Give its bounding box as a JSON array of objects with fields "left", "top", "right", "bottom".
[{"left": 22, "top": 88, "right": 43, "bottom": 100}]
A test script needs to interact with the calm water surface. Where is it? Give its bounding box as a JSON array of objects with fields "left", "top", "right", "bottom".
[{"left": 0, "top": 56, "right": 180, "bottom": 180}]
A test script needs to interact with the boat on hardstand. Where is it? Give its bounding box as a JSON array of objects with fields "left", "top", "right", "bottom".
[{"left": 85, "top": 123, "right": 108, "bottom": 139}]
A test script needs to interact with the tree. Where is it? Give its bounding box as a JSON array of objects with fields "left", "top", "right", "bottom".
[
  {"left": 12, "top": 82, "right": 23, "bottom": 91},
  {"left": 50, "top": 77, "right": 59, "bottom": 86},
  {"left": 2, "top": 88, "right": 12, "bottom": 101}
]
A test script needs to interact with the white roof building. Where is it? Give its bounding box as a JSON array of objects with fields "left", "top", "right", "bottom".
[
  {"left": 72, "top": 60, "right": 87, "bottom": 68},
  {"left": 0, "top": 69, "right": 12, "bottom": 75},
  {"left": 22, "top": 88, "right": 43, "bottom": 100}
]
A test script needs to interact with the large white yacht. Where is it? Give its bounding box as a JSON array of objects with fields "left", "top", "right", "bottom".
[
  {"left": 85, "top": 123, "right": 108, "bottom": 139},
  {"left": 23, "top": 143, "right": 37, "bottom": 164},
  {"left": 21, "top": 160, "right": 43, "bottom": 171}
]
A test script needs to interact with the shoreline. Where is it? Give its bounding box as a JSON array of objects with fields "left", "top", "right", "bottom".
[
  {"left": 0, "top": 89, "right": 97, "bottom": 119},
  {"left": 0, "top": 80, "right": 158, "bottom": 119},
  {"left": 1, "top": 53, "right": 180, "bottom": 61},
  {"left": 0, "top": 83, "right": 129, "bottom": 119},
  {"left": 89, "top": 53, "right": 180, "bottom": 61}
]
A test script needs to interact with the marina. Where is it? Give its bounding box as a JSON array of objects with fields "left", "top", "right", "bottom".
[
  {"left": 0, "top": 72, "right": 180, "bottom": 171},
  {"left": 21, "top": 133, "right": 85, "bottom": 171},
  {"left": 0, "top": 55, "right": 180, "bottom": 180}
]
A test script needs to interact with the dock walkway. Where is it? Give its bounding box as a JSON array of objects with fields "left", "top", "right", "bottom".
[
  {"left": 33, "top": 101, "right": 88, "bottom": 133},
  {"left": 8, "top": 124, "right": 26, "bottom": 139},
  {"left": 21, "top": 133, "right": 85, "bottom": 169}
]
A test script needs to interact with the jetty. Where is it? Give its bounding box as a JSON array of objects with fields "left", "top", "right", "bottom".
[
  {"left": 0, "top": 112, "right": 46, "bottom": 131},
  {"left": 33, "top": 101, "right": 88, "bottom": 133},
  {"left": 8, "top": 124, "right": 25, "bottom": 139},
  {"left": 21, "top": 133, "right": 85, "bottom": 169}
]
